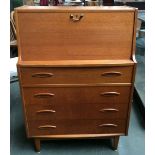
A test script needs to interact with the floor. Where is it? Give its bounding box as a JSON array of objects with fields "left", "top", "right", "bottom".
[{"left": 10, "top": 81, "right": 145, "bottom": 155}]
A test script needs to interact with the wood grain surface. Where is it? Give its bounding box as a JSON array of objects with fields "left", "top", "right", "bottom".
[
  {"left": 28, "top": 119, "right": 126, "bottom": 136},
  {"left": 19, "top": 66, "right": 133, "bottom": 85},
  {"left": 23, "top": 86, "right": 131, "bottom": 105},
  {"left": 16, "top": 11, "right": 134, "bottom": 61},
  {"left": 15, "top": 6, "right": 137, "bottom": 151}
]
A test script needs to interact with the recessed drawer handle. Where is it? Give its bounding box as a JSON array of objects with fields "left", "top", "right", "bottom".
[
  {"left": 99, "top": 124, "right": 117, "bottom": 127},
  {"left": 34, "top": 93, "right": 55, "bottom": 98},
  {"left": 32, "top": 72, "right": 54, "bottom": 78},
  {"left": 38, "top": 125, "right": 56, "bottom": 129},
  {"left": 36, "top": 109, "right": 56, "bottom": 114},
  {"left": 99, "top": 108, "right": 119, "bottom": 112},
  {"left": 70, "top": 14, "right": 84, "bottom": 22},
  {"left": 101, "top": 72, "right": 122, "bottom": 77},
  {"left": 100, "top": 92, "right": 120, "bottom": 96}
]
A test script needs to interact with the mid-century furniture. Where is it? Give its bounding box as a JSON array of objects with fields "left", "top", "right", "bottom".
[
  {"left": 10, "top": 11, "right": 18, "bottom": 58},
  {"left": 15, "top": 6, "right": 137, "bottom": 152},
  {"left": 11, "top": 11, "right": 16, "bottom": 29},
  {"left": 10, "top": 11, "right": 17, "bottom": 47},
  {"left": 10, "top": 20, "right": 17, "bottom": 47}
]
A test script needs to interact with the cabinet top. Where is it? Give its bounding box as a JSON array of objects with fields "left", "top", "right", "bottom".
[{"left": 15, "top": 6, "right": 136, "bottom": 13}]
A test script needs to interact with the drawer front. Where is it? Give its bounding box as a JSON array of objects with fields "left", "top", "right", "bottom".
[
  {"left": 17, "top": 12, "right": 134, "bottom": 61},
  {"left": 27, "top": 119, "right": 126, "bottom": 136},
  {"left": 26, "top": 103, "right": 128, "bottom": 120},
  {"left": 23, "top": 86, "right": 131, "bottom": 105},
  {"left": 20, "top": 66, "right": 133, "bottom": 85}
]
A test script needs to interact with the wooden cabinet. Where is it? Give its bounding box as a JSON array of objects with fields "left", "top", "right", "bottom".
[{"left": 15, "top": 6, "right": 137, "bottom": 152}]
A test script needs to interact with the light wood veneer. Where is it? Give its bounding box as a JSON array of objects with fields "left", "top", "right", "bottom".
[{"left": 15, "top": 6, "right": 137, "bottom": 152}]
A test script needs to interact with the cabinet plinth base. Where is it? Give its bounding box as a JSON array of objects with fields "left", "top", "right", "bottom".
[{"left": 33, "top": 136, "right": 120, "bottom": 152}]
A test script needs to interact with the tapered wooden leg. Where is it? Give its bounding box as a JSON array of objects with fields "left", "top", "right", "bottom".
[
  {"left": 34, "top": 138, "right": 41, "bottom": 152},
  {"left": 112, "top": 136, "right": 120, "bottom": 151}
]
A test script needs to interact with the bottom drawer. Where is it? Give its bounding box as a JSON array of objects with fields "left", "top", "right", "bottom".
[{"left": 27, "top": 119, "right": 126, "bottom": 136}]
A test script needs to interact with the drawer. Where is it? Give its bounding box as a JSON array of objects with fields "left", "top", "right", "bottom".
[
  {"left": 17, "top": 12, "right": 134, "bottom": 61},
  {"left": 26, "top": 103, "right": 128, "bottom": 120},
  {"left": 23, "top": 86, "right": 131, "bottom": 105},
  {"left": 19, "top": 66, "right": 133, "bottom": 85},
  {"left": 27, "top": 119, "right": 126, "bottom": 136}
]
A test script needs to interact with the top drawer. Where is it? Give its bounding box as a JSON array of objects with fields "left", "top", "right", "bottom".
[
  {"left": 16, "top": 11, "right": 135, "bottom": 61},
  {"left": 19, "top": 66, "right": 133, "bottom": 85}
]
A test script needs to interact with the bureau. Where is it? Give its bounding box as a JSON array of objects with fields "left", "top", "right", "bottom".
[{"left": 15, "top": 6, "right": 137, "bottom": 152}]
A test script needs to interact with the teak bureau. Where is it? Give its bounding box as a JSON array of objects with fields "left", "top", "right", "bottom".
[{"left": 15, "top": 6, "right": 137, "bottom": 152}]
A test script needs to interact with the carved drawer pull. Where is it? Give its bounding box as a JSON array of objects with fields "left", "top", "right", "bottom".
[
  {"left": 70, "top": 14, "right": 84, "bottom": 22},
  {"left": 99, "top": 124, "right": 118, "bottom": 127},
  {"left": 34, "top": 93, "right": 55, "bottom": 98},
  {"left": 99, "top": 108, "right": 119, "bottom": 112},
  {"left": 100, "top": 92, "right": 120, "bottom": 96},
  {"left": 36, "top": 109, "right": 56, "bottom": 114},
  {"left": 32, "top": 72, "right": 54, "bottom": 78},
  {"left": 38, "top": 125, "right": 56, "bottom": 129},
  {"left": 101, "top": 72, "right": 122, "bottom": 77}
]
